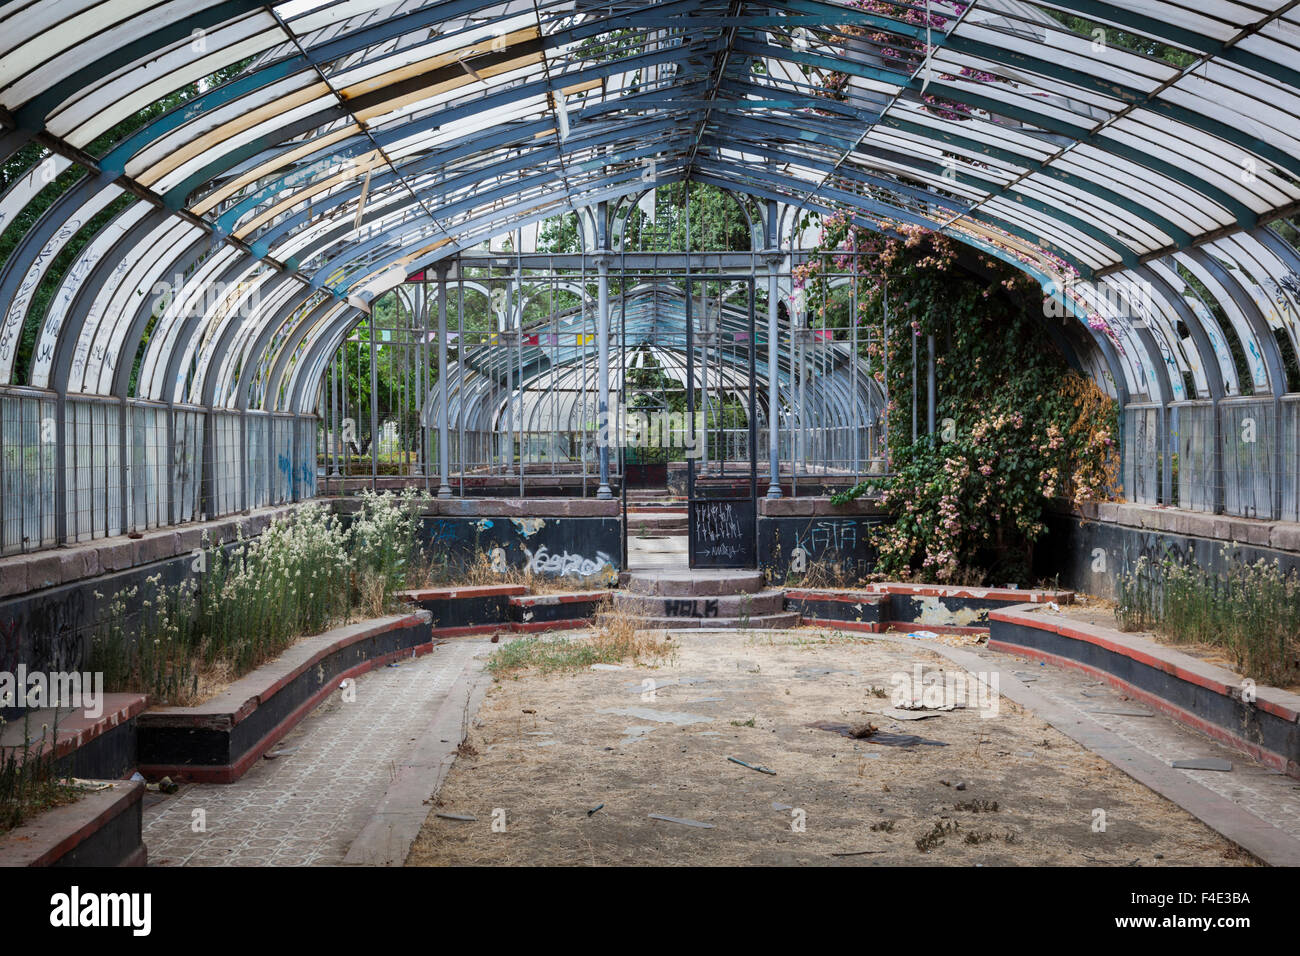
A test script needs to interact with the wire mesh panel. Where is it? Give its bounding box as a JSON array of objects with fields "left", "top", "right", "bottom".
[
  {"left": 1281, "top": 396, "right": 1299, "bottom": 523},
  {"left": 129, "top": 402, "right": 169, "bottom": 531},
  {"left": 172, "top": 406, "right": 203, "bottom": 524},
  {"left": 246, "top": 412, "right": 269, "bottom": 509},
  {"left": 294, "top": 416, "right": 316, "bottom": 500},
  {"left": 270, "top": 415, "right": 294, "bottom": 505},
  {"left": 1172, "top": 401, "right": 1215, "bottom": 513},
  {"left": 210, "top": 411, "right": 242, "bottom": 517},
  {"left": 64, "top": 397, "right": 122, "bottom": 543},
  {"left": 1123, "top": 404, "right": 1162, "bottom": 506},
  {"left": 1220, "top": 399, "right": 1275, "bottom": 519},
  {"left": 1, "top": 391, "right": 56, "bottom": 555}
]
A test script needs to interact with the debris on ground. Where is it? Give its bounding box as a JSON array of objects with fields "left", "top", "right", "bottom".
[
  {"left": 881, "top": 707, "right": 943, "bottom": 721},
  {"left": 411, "top": 629, "right": 1249, "bottom": 867},
  {"left": 809, "top": 721, "right": 947, "bottom": 747},
  {"left": 1172, "top": 758, "right": 1233, "bottom": 772},
  {"left": 145, "top": 776, "right": 179, "bottom": 794},
  {"left": 727, "top": 756, "right": 776, "bottom": 775},
  {"left": 648, "top": 813, "right": 714, "bottom": 828},
  {"left": 435, "top": 812, "right": 477, "bottom": 822}
]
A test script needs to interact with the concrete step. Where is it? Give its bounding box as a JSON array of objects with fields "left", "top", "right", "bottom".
[
  {"left": 613, "top": 589, "right": 785, "bottom": 618},
  {"left": 622, "top": 568, "right": 766, "bottom": 596},
  {"left": 632, "top": 611, "right": 800, "bottom": 630},
  {"left": 627, "top": 536, "right": 688, "bottom": 554},
  {"left": 623, "top": 553, "right": 684, "bottom": 570},
  {"left": 627, "top": 514, "right": 687, "bottom": 534}
]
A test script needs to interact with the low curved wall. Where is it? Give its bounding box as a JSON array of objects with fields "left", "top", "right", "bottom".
[
  {"left": 137, "top": 611, "right": 432, "bottom": 783},
  {"left": 0, "top": 779, "right": 145, "bottom": 867},
  {"left": 989, "top": 605, "right": 1300, "bottom": 778}
]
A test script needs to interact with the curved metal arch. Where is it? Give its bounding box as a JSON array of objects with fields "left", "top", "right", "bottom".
[{"left": 0, "top": 0, "right": 1294, "bottom": 436}]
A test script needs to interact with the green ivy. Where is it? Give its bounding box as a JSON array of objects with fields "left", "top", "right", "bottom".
[{"left": 804, "top": 220, "right": 1119, "bottom": 584}]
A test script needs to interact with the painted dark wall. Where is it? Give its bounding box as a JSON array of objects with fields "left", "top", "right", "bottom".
[
  {"left": 758, "top": 515, "right": 891, "bottom": 583},
  {"left": 1035, "top": 512, "right": 1300, "bottom": 600},
  {"left": 418, "top": 515, "right": 621, "bottom": 582},
  {"left": 50, "top": 791, "right": 144, "bottom": 867},
  {"left": 691, "top": 499, "right": 757, "bottom": 568},
  {"left": 0, "top": 550, "right": 214, "bottom": 719}
]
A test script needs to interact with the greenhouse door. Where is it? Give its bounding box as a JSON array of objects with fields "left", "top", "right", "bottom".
[{"left": 686, "top": 275, "right": 758, "bottom": 569}]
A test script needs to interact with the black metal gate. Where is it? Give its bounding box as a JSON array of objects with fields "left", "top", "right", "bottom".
[{"left": 686, "top": 275, "right": 758, "bottom": 569}]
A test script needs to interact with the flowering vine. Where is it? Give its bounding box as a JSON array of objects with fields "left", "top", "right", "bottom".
[{"left": 800, "top": 217, "right": 1120, "bottom": 584}]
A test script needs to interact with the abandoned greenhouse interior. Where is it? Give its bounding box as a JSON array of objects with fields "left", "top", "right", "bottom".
[{"left": 0, "top": 0, "right": 1298, "bottom": 893}]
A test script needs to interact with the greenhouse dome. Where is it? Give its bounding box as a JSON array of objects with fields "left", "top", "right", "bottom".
[{"left": 1, "top": 0, "right": 1299, "bottom": 880}]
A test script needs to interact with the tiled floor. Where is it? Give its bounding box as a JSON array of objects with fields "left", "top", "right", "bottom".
[
  {"left": 143, "top": 638, "right": 489, "bottom": 866},
  {"left": 963, "top": 638, "right": 1300, "bottom": 845}
]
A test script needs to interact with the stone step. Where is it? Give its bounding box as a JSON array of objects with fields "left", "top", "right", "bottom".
[
  {"left": 624, "top": 512, "right": 686, "bottom": 528},
  {"left": 613, "top": 589, "right": 785, "bottom": 618},
  {"left": 622, "top": 568, "right": 766, "bottom": 596},
  {"left": 627, "top": 536, "right": 688, "bottom": 554},
  {"left": 631, "top": 529, "right": 688, "bottom": 539},
  {"left": 632, "top": 611, "right": 800, "bottom": 630}
]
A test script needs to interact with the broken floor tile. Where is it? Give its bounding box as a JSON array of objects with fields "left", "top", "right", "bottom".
[{"left": 1172, "top": 758, "right": 1233, "bottom": 772}]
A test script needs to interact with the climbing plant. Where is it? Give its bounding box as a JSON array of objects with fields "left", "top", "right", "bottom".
[{"left": 799, "top": 216, "right": 1120, "bottom": 584}]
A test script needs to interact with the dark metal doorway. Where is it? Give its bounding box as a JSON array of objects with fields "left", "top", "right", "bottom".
[{"left": 686, "top": 274, "right": 758, "bottom": 569}]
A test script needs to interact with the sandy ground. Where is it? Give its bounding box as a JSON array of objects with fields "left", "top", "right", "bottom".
[{"left": 407, "top": 628, "right": 1252, "bottom": 867}]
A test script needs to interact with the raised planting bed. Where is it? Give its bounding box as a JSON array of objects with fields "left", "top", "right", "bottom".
[
  {"left": 0, "top": 693, "right": 146, "bottom": 781},
  {"left": 136, "top": 611, "right": 432, "bottom": 783},
  {"left": 399, "top": 585, "right": 526, "bottom": 636},
  {"left": 989, "top": 605, "right": 1300, "bottom": 778},
  {"left": 509, "top": 591, "right": 610, "bottom": 632},
  {"left": 0, "top": 779, "right": 145, "bottom": 867},
  {"left": 784, "top": 589, "right": 887, "bottom": 631},
  {"left": 783, "top": 583, "right": 1072, "bottom": 634},
  {"left": 872, "top": 583, "right": 1073, "bottom": 633},
  {"left": 398, "top": 585, "right": 610, "bottom": 634}
]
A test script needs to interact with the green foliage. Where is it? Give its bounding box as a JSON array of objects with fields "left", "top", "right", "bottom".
[
  {"left": 0, "top": 714, "right": 75, "bottom": 834},
  {"left": 618, "top": 182, "right": 752, "bottom": 252},
  {"left": 1039, "top": 11, "right": 1199, "bottom": 68},
  {"left": 1117, "top": 550, "right": 1300, "bottom": 686},
  {"left": 805, "top": 218, "right": 1119, "bottom": 584},
  {"left": 88, "top": 493, "right": 425, "bottom": 703},
  {"left": 0, "top": 58, "right": 255, "bottom": 385},
  {"left": 537, "top": 213, "right": 581, "bottom": 253}
]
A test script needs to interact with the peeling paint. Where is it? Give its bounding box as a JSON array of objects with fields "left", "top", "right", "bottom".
[
  {"left": 914, "top": 597, "right": 984, "bottom": 627},
  {"left": 510, "top": 517, "right": 546, "bottom": 538}
]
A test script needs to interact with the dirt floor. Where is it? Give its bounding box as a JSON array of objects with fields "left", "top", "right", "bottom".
[{"left": 407, "top": 627, "right": 1252, "bottom": 866}]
